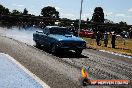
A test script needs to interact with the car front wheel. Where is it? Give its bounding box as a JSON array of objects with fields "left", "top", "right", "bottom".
[
  {"left": 51, "top": 44, "right": 58, "bottom": 54},
  {"left": 75, "top": 49, "right": 82, "bottom": 55},
  {"left": 35, "top": 41, "right": 41, "bottom": 48}
]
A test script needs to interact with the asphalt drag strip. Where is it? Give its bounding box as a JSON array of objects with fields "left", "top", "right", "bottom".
[{"left": 0, "top": 36, "right": 83, "bottom": 88}]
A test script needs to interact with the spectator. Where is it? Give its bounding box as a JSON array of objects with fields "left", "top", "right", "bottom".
[
  {"left": 130, "top": 31, "right": 132, "bottom": 38},
  {"left": 111, "top": 31, "right": 116, "bottom": 48},
  {"left": 104, "top": 31, "right": 108, "bottom": 47},
  {"left": 70, "top": 27, "right": 76, "bottom": 36},
  {"left": 96, "top": 31, "right": 101, "bottom": 46}
]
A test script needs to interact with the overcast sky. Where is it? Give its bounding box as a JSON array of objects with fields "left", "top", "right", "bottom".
[{"left": 1, "top": 0, "right": 132, "bottom": 25}]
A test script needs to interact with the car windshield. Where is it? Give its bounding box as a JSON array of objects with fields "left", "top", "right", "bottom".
[{"left": 49, "top": 27, "right": 71, "bottom": 35}]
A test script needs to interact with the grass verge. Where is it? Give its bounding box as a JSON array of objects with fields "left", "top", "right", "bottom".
[{"left": 83, "top": 37, "right": 132, "bottom": 56}]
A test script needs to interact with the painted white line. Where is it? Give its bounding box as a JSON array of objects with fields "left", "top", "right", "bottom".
[
  {"left": 0, "top": 53, "right": 50, "bottom": 88},
  {"left": 99, "top": 50, "right": 132, "bottom": 59}
]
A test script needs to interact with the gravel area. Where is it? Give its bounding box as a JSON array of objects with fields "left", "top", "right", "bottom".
[{"left": 0, "top": 35, "right": 132, "bottom": 88}]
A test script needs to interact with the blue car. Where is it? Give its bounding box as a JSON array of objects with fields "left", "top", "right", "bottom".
[{"left": 33, "top": 26, "right": 86, "bottom": 55}]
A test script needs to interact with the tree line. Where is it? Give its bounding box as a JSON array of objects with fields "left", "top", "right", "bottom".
[
  {"left": 0, "top": 4, "right": 129, "bottom": 25},
  {"left": 0, "top": 4, "right": 59, "bottom": 18},
  {"left": 0, "top": 4, "right": 131, "bottom": 33}
]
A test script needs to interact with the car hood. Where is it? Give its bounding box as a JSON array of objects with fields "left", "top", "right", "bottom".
[{"left": 49, "top": 34, "right": 85, "bottom": 42}]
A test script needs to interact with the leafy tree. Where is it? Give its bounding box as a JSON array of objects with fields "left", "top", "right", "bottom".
[
  {"left": 0, "top": 5, "right": 10, "bottom": 15},
  {"left": 104, "top": 19, "right": 114, "bottom": 24},
  {"left": 0, "top": 4, "right": 4, "bottom": 14},
  {"left": 87, "top": 18, "right": 89, "bottom": 21},
  {"left": 23, "top": 8, "right": 28, "bottom": 15},
  {"left": 119, "top": 21, "right": 127, "bottom": 25},
  {"left": 11, "top": 10, "right": 22, "bottom": 15},
  {"left": 41, "top": 6, "right": 59, "bottom": 18},
  {"left": 91, "top": 7, "right": 104, "bottom": 23},
  {"left": 3, "top": 8, "right": 10, "bottom": 15}
]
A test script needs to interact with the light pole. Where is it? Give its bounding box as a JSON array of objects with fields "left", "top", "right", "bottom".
[{"left": 78, "top": 0, "right": 83, "bottom": 37}]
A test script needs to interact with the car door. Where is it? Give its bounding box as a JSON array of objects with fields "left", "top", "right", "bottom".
[
  {"left": 44, "top": 28, "right": 55, "bottom": 47},
  {"left": 40, "top": 27, "right": 50, "bottom": 47},
  {"left": 38, "top": 28, "right": 47, "bottom": 46}
]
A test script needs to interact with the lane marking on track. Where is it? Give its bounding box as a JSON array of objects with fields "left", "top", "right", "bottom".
[
  {"left": 0, "top": 53, "right": 50, "bottom": 88},
  {"left": 99, "top": 50, "right": 132, "bottom": 59}
]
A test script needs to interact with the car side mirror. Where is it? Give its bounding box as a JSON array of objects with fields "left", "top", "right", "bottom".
[
  {"left": 46, "top": 32, "right": 49, "bottom": 36},
  {"left": 36, "top": 31, "right": 42, "bottom": 33},
  {"left": 70, "top": 32, "right": 74, "bottom": 35},
  {"left": 36, "top": 31, "right": 39, "bottom": 33}
]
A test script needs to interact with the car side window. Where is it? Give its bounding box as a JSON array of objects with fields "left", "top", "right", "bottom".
[
  {"left": 43, "top": 28, "right": 46, "bottom": 34},
  {"left": 44, "top": 28, "right": 49, "bottom": 34}
]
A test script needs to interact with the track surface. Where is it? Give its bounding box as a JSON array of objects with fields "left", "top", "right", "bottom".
[{"left": 0, "top": 36, "right": 132, "bottom": 88}]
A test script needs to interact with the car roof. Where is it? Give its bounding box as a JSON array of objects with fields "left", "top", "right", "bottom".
[{"left": 46, "top": 26, "right": 67, "bottom": 29}]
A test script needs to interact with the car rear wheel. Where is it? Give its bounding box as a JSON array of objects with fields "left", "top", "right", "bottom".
[
  {"left": 75, "top": 49, "right": 82, "bottom": 55},
  {"left": 35, "top": 41, "right": 41, "bottom": 48}
]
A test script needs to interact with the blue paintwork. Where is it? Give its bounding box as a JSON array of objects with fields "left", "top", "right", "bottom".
[
  {"left": 33, "top": 26, "right": 86, "bottom": 53},
  {"left": 49, "top": 34, "right": 85, "bottom": 42}
]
